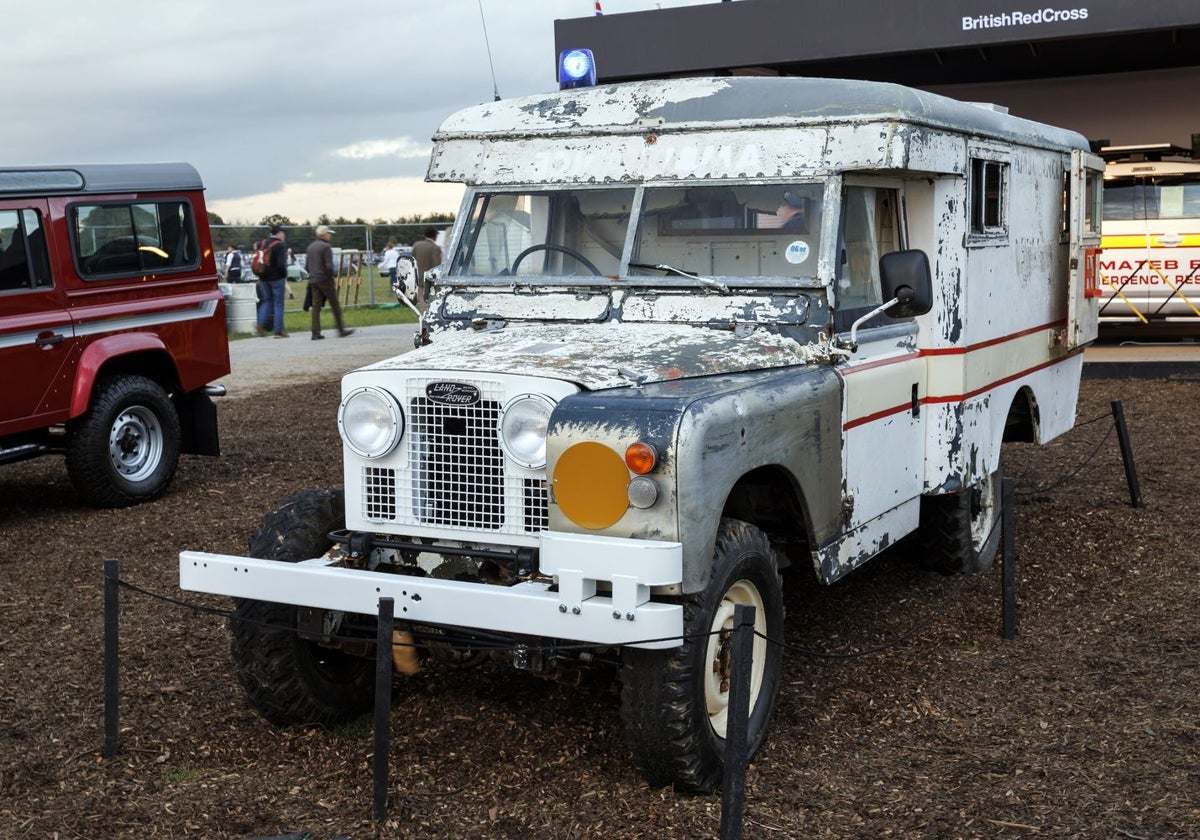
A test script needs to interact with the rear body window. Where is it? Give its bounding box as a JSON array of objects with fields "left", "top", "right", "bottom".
[
  {"left": 72, "top": 200, "right": 199, "bottom": 278},
  {"left": 0, "top": 208, "right": 53, "bottom": 292}
]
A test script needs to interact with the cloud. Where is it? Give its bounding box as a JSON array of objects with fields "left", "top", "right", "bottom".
[
  {"left": 209, "top": 176, "right": 464, "bottom": 225},
  {"left": 330, "top": 138, "right": 431, "bottom": 162}
]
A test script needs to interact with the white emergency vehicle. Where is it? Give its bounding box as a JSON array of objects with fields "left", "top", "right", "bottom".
[
  {"left": 1097, "top": 139, "right": 1200, "bottom": 330},
  {"left": 181, "top": 70, "right": 1103, "bottom": 792}
]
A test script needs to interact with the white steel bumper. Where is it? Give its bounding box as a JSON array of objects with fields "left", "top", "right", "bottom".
[{"left": 179, "top": 531, "right": 684, "bottom": 650}]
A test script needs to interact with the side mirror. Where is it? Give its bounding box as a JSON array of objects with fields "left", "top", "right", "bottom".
[{"left": 879, "top": 250, "right": 933, "bottom": 318}]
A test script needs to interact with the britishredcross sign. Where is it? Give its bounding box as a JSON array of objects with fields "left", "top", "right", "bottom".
[{"left": 962, "top": 7, "right": 1089, "bottom": 31}]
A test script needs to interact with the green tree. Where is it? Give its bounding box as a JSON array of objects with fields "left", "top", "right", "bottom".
[{"left": 259, "top": 213, "right": 295, "bottom": 228}]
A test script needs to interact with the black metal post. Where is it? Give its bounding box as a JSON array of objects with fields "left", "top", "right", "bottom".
[
  {"left": 1110, "top": 399, "right": 1143, "bottom": 509},
  {"left": 373, "top": 597, "right": 395, "bottom": 824},
  {"left": 1001, "top": 478, "right": 1018, "bottom": 640},
  {"left": 719, "top": 603, "right": 756, "bottom": 840},
  {"left": 103, "top": 558, "right": 120, "bottom": 759}
]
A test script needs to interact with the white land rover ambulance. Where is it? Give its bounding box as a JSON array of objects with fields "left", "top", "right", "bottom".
[{"left": 182, "top": 75, "right": 1103, "bottom": 792}]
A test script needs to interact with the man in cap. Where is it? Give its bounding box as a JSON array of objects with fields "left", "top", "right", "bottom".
[
  {"left": 411, "top": 226, "right": 443, "bottom": 310},
  {"left": 305, "top": 224, "right": 354, "bottom": 340}
]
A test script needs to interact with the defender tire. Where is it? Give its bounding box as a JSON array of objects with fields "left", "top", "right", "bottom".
[
  {"left": 231, "top": 489, "right": 374, "bottom": 727},
  {"left": 66, "top": 375, "right": 181, "bottom": 508},
  {"left": 620, "top": 518, "right": 784, "bottom": 793},
  {"left": 916, "top": 466, "right": 1003, "bottom": 575}
]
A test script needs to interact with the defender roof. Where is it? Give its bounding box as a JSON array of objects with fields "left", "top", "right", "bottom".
[
  {"left": 433, "top": 76, "right": 1087, "bottom": 151},
  {"left": 0, "top": 163, "right": 204, "bottom": 197}
]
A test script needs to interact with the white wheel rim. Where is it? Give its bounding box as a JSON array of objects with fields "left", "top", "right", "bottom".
[
  {"left": 704, "top": 578, "right": 768, "bottom": 738},
  {"left": 107, "top": 405, "right": 163, "bottom": 482},
  {"left": 970, "top": 471, "right": 998, "bottom": 552}
]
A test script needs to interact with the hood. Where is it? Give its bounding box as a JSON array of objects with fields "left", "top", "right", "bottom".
[{"left": 363, "top": 322, "right": 822, "bottom": 391}]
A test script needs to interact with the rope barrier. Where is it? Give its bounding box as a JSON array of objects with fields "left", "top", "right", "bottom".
[{"left": 1015, "top": 418, "right": 1116, "bottom": 497}]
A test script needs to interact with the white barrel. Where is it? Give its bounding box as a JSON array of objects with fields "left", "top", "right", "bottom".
[{"left": 225, "top": 283, "right": 258, "bottom": 334}]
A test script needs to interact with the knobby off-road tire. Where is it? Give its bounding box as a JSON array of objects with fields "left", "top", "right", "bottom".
[
  {"left": 231, "top": 488, "right": 374, "bottom": 727},
  {"left": 620, "top": 518, "right": 784, "bottom": 793},
  {"left": 916, "top": 466, "right": 1003, "bottom": 575},
  {"left": 65, "top": 374, "right": 181, "bottom": 508}
]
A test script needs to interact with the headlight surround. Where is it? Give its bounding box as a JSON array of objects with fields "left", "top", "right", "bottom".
[
  {"left": 499, "top": 394, "right": 556, "bottom": 469},
  {"left": 338, "top": 386, "right": 404, "bottom": 458}
]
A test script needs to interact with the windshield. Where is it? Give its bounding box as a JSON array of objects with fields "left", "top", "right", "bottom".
[
  {"left": 632, "top": 183, "right": 824, "bottom": 280},
  {"left": 449, "top": 182, "right": 827, "bottom": 283},
  {"left": 450, "top": 188, "right": 634, "bottom": 278},
  {"left": 1103, "top": 175, "right": 1200, "bottom": 221}
]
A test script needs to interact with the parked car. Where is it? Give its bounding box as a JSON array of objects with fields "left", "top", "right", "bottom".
[{"left": 0, "top": 163, "right": 230, "bottom": 506}]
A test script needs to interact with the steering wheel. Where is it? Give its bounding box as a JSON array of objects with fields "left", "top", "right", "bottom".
[{"left": 510, "top": 243, "right": 601, "bottom": 276}]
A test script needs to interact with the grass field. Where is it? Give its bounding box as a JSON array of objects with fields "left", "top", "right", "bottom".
[{"left": 229, "top": 268, "right": 420, "bottom": 338}]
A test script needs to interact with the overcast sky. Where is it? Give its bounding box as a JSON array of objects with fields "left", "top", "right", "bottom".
[{"left": 6, "top": 0, "right": 707, "bottom": 223}]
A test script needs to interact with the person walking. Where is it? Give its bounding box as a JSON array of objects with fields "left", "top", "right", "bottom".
[
  {"left": 305, "top": 224, "right": 354, "bottom": 340},
  {"left": 256, "top": 225, "right": 289, "bottom": 337},
  {"left": 412, "top": 226, "right": 443, "bottom": 310}
]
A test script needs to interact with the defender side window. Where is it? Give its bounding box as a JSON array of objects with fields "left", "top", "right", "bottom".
[
  {"left": 834, "top": 186, "right": 900, "bottom": 330},
  {"left": 0, "top": 208, "right": 52, "bottom": 292},
  {"left": 72, "top": 200, "right": 199, "bottom": 278},
  {"left": 969, "top": 157, "right": 1009, "bottom": 238}
]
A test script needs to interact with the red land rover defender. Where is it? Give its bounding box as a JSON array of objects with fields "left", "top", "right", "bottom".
[{"left": 0, "top": 163, "right": 230, "bottom": 507}]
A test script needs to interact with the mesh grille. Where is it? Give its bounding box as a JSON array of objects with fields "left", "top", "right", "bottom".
[
  {"left": 356, "top": 378, "right": 549, "bottom": 537},
  {"left": 362, "top": 467, "right": 397, "bottom": 521},
  {"left": 523, "top": 478, "right": 549, "bottom": 533},
  {"left": 410, "top": 392, "right": 505, "bottom": 529}
]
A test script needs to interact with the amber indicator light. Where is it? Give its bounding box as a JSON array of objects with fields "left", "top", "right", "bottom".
[{"left": 625, "top": 442, "right": 657, "bottom": 475}]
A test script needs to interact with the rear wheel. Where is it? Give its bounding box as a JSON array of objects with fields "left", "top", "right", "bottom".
[
  {"left": 620, "top": 518, "right": 784, "bottom": 793},
  {"left": 916, "top": 465, "right": 1003, "bottom": 574},
  {"left": 66, "top": 375, "right": 181, "bottom": 508},
  {"left": 230, "top": 489, "right": 374, "bottom": 727}
]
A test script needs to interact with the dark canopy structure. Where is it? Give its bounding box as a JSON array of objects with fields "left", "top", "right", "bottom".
[{"left": 554, "top": 0, "right": 1200, "bottom": 146}]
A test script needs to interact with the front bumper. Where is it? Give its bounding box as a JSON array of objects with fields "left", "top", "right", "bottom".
[{"left": 179, "top": 531, "right": 684, "bottom": 650}]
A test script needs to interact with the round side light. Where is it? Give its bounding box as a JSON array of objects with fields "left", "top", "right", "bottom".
[{"left": 627, "top": 476, "right": 659, "bottom": 509}]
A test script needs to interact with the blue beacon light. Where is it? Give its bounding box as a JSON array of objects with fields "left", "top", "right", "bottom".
[{"left": 558, "top": 49, "right": 597, "bottom": 89}]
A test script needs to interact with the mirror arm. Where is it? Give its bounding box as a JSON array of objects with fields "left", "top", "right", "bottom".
[{"left": 838, "top": 296, "right": 900, "bottom": 353}]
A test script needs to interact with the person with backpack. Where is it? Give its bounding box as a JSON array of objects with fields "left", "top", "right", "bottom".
[
  {"left": 223, "top": 245, "right": 244, "bottom": 282},
  {"left": 254, "top": 225, "right": 289, "bottom": 337}
]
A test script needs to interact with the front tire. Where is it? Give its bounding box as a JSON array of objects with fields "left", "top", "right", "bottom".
[
  {"left": 620, "top": 518, "right": 784, "bottom": 793},
  {"left": 66, "top": 375, "right": 181, "bottom": 508},
  {"left": 230, "top": 489, "right": 374, "bottom": 727}
]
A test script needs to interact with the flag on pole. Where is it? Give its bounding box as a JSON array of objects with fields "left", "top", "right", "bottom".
[{"left": 595, "top": 1, "right": 603, "bottom": 15}]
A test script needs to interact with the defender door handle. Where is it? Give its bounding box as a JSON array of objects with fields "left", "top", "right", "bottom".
[{"left": 35, "top": 331, "right": 66, "bottom": 347}]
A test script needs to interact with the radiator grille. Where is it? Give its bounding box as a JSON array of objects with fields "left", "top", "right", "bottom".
[
  {"left": 410, "top": 390, "right": 505, "bottom": 529},
  {"left": 356, "top": 378, "right": 549, "bottom": 537}
]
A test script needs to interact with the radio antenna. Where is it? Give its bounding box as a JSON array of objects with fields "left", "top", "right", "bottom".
[{"left": 477, "top": 0, "right": 501, "bottom": 101}]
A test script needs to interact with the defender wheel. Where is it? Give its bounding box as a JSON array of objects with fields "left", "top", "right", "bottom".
[
  {"left": 231, "top": 489, "right": 374, "bottom": 727},
  {"left": 66, "top": 375, "right": 181, "bottom": 508},
  {"left": 916, "top": 466, "right": 1003, "bottom": 574},
  {"left": 620, "top": 518, "right": 784, "bottom": 793}
]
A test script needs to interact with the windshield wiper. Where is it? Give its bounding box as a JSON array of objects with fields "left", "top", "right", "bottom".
[{"left": 628, "top": 262, "right": 730, "bottom": 294}]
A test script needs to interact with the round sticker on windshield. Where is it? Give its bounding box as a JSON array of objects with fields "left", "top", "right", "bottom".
[{"left": 785, "top": 240, "right": 810, "bottom": 265}]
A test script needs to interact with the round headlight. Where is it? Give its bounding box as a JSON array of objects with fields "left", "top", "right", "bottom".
[
  {"left": 500, "top": 394, "right": 555, "bottom": 468},
  {"left": 338, "top": 386, "right": 403, "bottom": 458}
]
